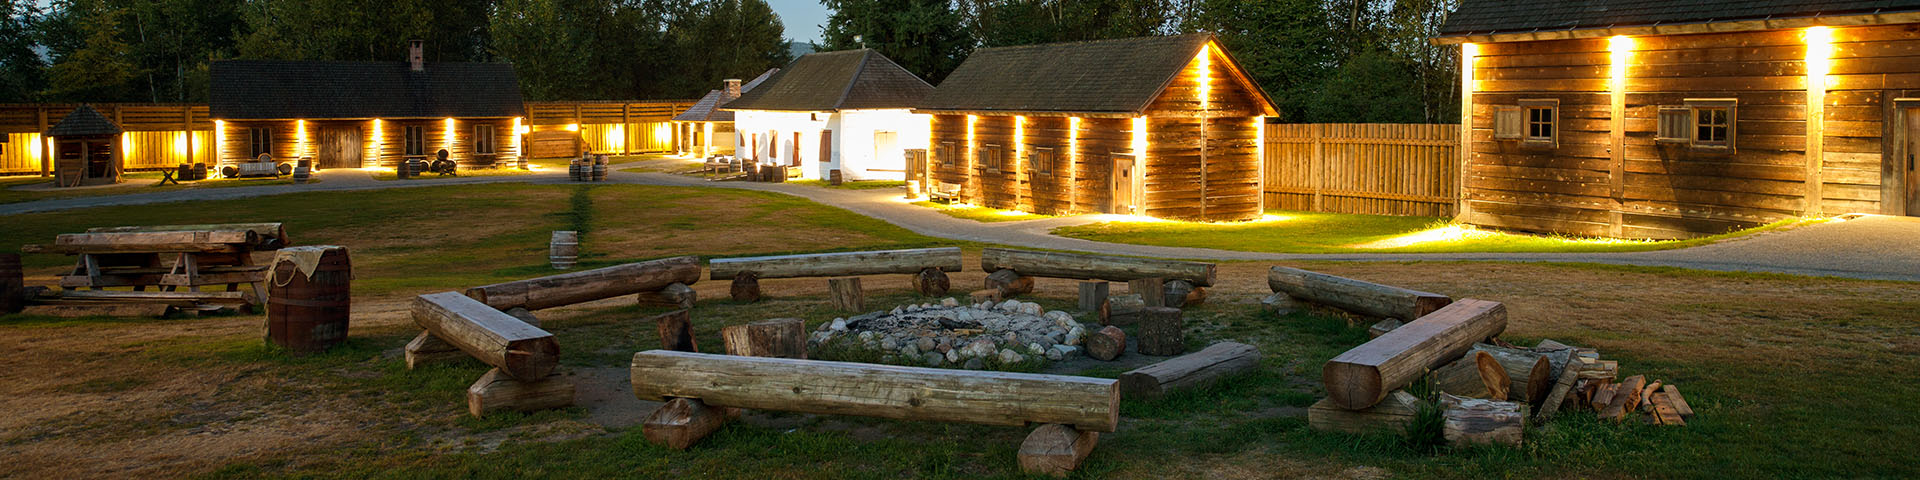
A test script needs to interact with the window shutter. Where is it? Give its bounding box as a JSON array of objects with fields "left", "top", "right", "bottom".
[
  {"left": 1494, "top": 106, "right": 1523, "bottom": 139},
  {"left": 1657, "top": 107, "right": 1690, "bottom": 143}
]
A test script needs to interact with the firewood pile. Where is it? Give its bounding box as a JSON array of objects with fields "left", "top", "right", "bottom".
[{"left": 1263, "top": 265, "right": 1694, "bottom": 448}]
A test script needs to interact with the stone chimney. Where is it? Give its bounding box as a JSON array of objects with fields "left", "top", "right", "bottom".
[
  {"left": 723, "top": 79, "right": 742, "bottom": 98},
  {"left": 408, "top": 40, "right": 425, "bottom": 72}
]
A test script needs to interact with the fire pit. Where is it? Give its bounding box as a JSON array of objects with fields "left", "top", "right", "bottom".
[{"left": 810, "top": 298, "right": 1090, "bottom": 369}]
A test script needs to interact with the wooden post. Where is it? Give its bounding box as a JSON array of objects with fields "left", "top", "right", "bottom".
[
  {"left": 720, "top": 318, "right": 806, "bottom": 359},
  {"left": 636, "top": 282, "right": 697, "bottom": 309},
  {"left": 643, "top": 397, "right": 735, "bottom": 449},
  {"left": 622, "top": 103, "right": 632, "bottom": 155},
  {"left": 1076, "top": 281, "right": 1109, "bottom": 313},
  {"left": 1128, "top": 277, "right": 1165, "bottom": 308},
  {"left": 1322, "top": 299, "right": 1507, "bottom": 410},
  {"left": 911, "top": 267, "right": 951, "bottom": 297},
  {"left": 1086, "top": 326, "right": 1126, "bottom": 361},
  {"left": 730, "top": 271, "right": 761, "bottom": 302},
  {"left": 467, "top": 368, "right": 576, "bottom": 417},
  {"left": 1018, "top": 424, "right": 1099, "bottom": 478},
  {"left": 1119, "top": 342, "right": 1259, "bottom": 398},
  {"left": 1311, "top": 123, "right": 1324, "bottom": 211},
  {"left": 1457, "top": 43, "right": 1474, "bottom": 219},
  {"left": 651, "top": 309, "right": 697, "bottom": 352},
  {"left": 827, "top": 277, "right": 864, "bottom": 312},
  {"left": 37, "top": 107, "right": 49, "bottom": 177},
  {"left": 1134, "top": 306, "right": 1184, "bottom": 356}
]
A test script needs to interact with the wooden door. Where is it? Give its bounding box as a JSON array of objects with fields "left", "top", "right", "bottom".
[
  {"left": 793, "top": 132, "right": 805, "bottom": 167},
  {"left": 819, "top": 130, "right": 832, "bottom": 171},
  {"left": 1908, "top": 108, "right": 1919, "bottom": 215},
  {"left": 1110, "top": 154, "right": 1135, "bottom": 214},
  {"left": 318, "top": 127, "right": 362, "bottom": 169}
]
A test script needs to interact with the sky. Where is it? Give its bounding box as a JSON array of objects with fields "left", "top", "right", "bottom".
[{"left": 765, "top": 0, "right": 831, "bottom": 45}]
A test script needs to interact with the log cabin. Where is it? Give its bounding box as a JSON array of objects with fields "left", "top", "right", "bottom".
[
  {"left": 914, "top": 34, "right": 1278, "bottom": 221},
  {"left": 722, "top": 49, "right": 934, "bottom": 181},
  {"left": 1437, "top": 0, "right": 1920, "bottom": 239},
  {"left": 208, "top": 40, "right": 526, "bottom": 171},
  {"left": 671, "top": 69, "right": 777, "bottom": 157}
]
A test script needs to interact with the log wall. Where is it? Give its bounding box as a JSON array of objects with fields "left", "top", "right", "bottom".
[{"left": 219, "top": 118, "right": 518, "bottom": 168}]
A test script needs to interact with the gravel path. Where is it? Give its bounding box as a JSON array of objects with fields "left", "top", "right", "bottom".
[{"left": 6, "top": 161, "right": 1916, "bottom": 282}]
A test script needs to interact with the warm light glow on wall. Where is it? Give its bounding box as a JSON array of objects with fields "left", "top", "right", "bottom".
[
  {"left": 1197, "top": 44, "right": 1212, "bottom": 110},
  {"left": 295, "top": 119, "right": 308, "bottom": 158},
  {"left": 214, "top": 120, "right": 224, "bottom": 161},
  {"left": 444, "top": 118, "right": 456, "bottom": 153},
  {"left": 654, "top": 123, "right": 671, "bottom": 144},
  {"left": 604, "top": 124, "right": 625, "bottom": 151},
  {"left": 511, "top": 117, "right": 523, "bottom": 155},
  {"left": 1013, "top": 116, "right": 1025, "bottom": 172},
  {"left": 1805, "top": 26, "right": 1833, "bottom": 89},
  {"left": 565, "top": 123, "right": 580, "bottom": 132},
  {"left": 173, "top": 131, "right": 189, "bottom": 157},
  {"left": 1608, "top": 36, "right": 1633, "bottom": 89},
  {"left": 1461, "top": 43, "right": 1478, "bottom": 93},
  {"left": 702, "top": 123, "right": 714, "bottom": 155},
  {"left": 1130, "top": 116, "right": 1147, "bottom": 157},
  {"left": 370, "top": 119, "right": 383, "bottom": 163}
]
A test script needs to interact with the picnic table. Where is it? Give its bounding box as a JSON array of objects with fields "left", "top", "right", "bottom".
[{"left": 20, "top": 223, "right": 292, "bottom": 311}]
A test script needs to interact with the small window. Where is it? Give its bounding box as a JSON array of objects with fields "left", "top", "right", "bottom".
[
  {"left": 248, "top": 127, "right": 272, "bottom": 158},
  {"left": 1519, "top": 99, "right": 1558, "bottom": 148},
  {"left": 404, "top": 125, "right": 426, "bottom": 156},
  {"left": 1657, "top": 107, "right": 1691, "bottom": 143},
  {"left": 979, "top": 144, "right": 1003, "bottom": 173},
  {"left": 1656, "top": 99, "right": 1736, "bottom": 151},
  {"left": 938, "top": 142, "right": 956, "bottom": 167},
  {"left": 1493, "top": 106, "right": 1523, "bottom": 139},
  {"left": 1032, "top": 147, "right": 1055, "bottom": 176},
  {"left": 474, "top": 124, "right": 495, "bottom": 154}
]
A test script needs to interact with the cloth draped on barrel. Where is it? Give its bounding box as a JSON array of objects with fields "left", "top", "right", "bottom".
[{"left": 267, "top": 246, "right": 352, "bottom": 353}]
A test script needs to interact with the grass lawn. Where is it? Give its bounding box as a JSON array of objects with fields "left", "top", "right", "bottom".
[
  {"left": 0, "top": 185, "right": 1914, "bottom": 479},
  {"left": 911, "top": 200, "right": 1057, "bottom": 223},
  {"left": 1051, "top": 209, "right": 1819, "bottom": 254},
  {"left": 0, "top": 172, "right": 309, "bottom": 205}
]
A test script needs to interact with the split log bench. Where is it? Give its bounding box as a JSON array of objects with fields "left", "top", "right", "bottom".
[
  {"left": 412, "top": 291, "right": 574, "bottom": 417},
  {"left": 980, "top": 248, "right": 1215, "bottom": 309},
  {"left": 631, "top": 350, "right": 1118, "bottom": 476},
  {"left": 1266, "top": 266, "right": 1451, "bottom": 322},
  {"left": 1321, "top": 299, "right": 1507, "bottom": 410},
  {"left": 708, "top": 247, "right": 963, "bottom": 304},
  {"left": 1119, "top": 342, "right": 1261, "bottom": 398},
  {"left": 19, "top": 223, "right": 292, "bottom": 313}
]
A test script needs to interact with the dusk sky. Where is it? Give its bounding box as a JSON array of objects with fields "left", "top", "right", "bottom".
[{"left": 766, "top": 0, "right": 831, "bottom": 45}]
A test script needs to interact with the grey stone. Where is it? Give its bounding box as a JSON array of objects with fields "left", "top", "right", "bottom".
[
  {"left": 923, "top": 352, "right": 945, "bottom": 367},
  {"left": 1262, "top": 292, "right": 1302, "bottom": 315},
  {"left": 963, "top": 358, "right": 985, "bottom": 370}
]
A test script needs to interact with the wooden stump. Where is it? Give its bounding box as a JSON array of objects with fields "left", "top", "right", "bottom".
[
  {"left": 405, "top": 331, "right": 475, "bottom": 369},
  {"left": 466, "top": 368, "right": 576, "bottom": 417},
  {"left": 1119, "top": 342, "right": 1259, "bottom": 397},
  {"left": 1099, "top": 294, "right": 1146, "bottom": 326},
  {"left": 1441, "top": 394, "right": 1525, "bottom": 447},
  {"left": 721, "top": 318, "right": 807, "bottom": 359},
  {"left": 969, "top": 288, "right": 1002, "bottom": 304},
  {"left": 911, "top": 268, "right": 951, "bottom": 296},
  {"left": 1018, "top": 424, "right": 1099, "bottom": 478},
  {"left": 827, "top": 277, "right": 864, "bottom": 312},
  {"left": 729, "top": 272, "right": 761, "bottom": 303},
  {"left": 1161, "top": 279, "right": 1205, "bottom": 308},
  {"left": 637, "top": 282, "right": 697, "bottom": 309},
  {"left": 1085, "top": 326, "right": 1126, "bottom": 361},
  {"left": 1076, "top": 281, "right": 1109, "bottom": 313},
  {"left": 1128, "top": 277, "right": 1165, "bottom": 308},
  {"left": 651, "top": 309, "right": 697, "bottom": 352},
  {"left": 985, "top": 269, "right": 1033, "bottom": 298},
  {"left": 1134, "top": 306, "right": 1184, "bottom": 356},
  {"left": 642, "top": 397, "right": 735, "bottom": 450},
  {"left": 1309, "top": 390, "right": 1422, "bottom": 434}
]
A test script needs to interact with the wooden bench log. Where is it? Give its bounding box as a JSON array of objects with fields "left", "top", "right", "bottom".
[
  {"left": 1267, "top": 266, "right": 1452, "bottom": 321},
  {"left": 1118, "top": 342, "right": 1260, "bottom": 398},
  {"left": 1308, "top": 390, "right": 1422, "bottom": 434},
  {"left": 1441, "top": 394, "right": 1525, "bottom": 447},
  {"left": 1018, "top": 424, "right": 1099, "bottom": 477},
  {"left": 1322, "top": 299, "right": 1507, "bottom": 410},
  {"left": 643, "top": 397, "right": 737, "bottom": 449},
  {"left": 412, "top": 292, "right": 561, "bottom": 380},
  {"left": 22, "top": 242, "right": 242, "bottom": 255},
  {"left": 32, "top": 289, "right": 250, "bottom": 307},
  {"left": 21, "top": 303, "right": 169, "bottom": 318},
  {"left": 88, "top": 223, "right": 290, "bottom": 249},
  {"left": 630, "top": 350, "right": 1121, "bottom": 432},
  {"left": 1134, "top": 307, "right": 1185, "bottom": 356},
  {"left": 636, "top": 282, "right": 696, "bottom": 309},
  {"left": 466, "top": 368, "right": 576, "bottom": 417},
  {"left": 708, "top": 247, "right": 963, "bottom": 280},
  {"left": 721, "top": 318, "right": 806, "bottom": 359},
  {"left": 464, "top": 256, "right": 701, "bottom": 311},
  {"left": 56, "top": 230, "right": 257, "bottom": 248},
  {"left": 981, "top": 248, "right": 1216, "bottom": 286}
]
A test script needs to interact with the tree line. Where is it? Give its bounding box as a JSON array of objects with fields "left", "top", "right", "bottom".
[{"left": 0, "top": 0, "right": 1461, "bottom": 124}]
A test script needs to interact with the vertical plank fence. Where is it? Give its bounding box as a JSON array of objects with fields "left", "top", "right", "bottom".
[
  {"left": 1264, "top": 123, "right": 1459, "bottom": 217},
  {"left": 524, "top": 100, "right": 695, "bottom": 156}
]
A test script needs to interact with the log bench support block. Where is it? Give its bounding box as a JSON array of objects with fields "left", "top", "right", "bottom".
[
  {"left": 1119, "top": 342, "right": 1260, "bottom": 398},
  {"left": 912, "top": 268, "right": 951, "bottom": 297},
  {"left": 827, "top": 277, "right": 864, "bottom": 312},
  {"left": 986, "top": 269, "right": 1033, "bottom": 298},
  {"left": 652, "top": 309, "right": 698, "bottom": 352},
  {"left": 467, "top": 368, "right": 576, "bottom": 417},
  {"left": 1128, "top": 278, "right": 1166, "bottom": 308},
  {"left": 1018, "top": 424, "right": 1099, "bottom": 478},
  {"left": 1309, "top": 390, "right": 1422, "bottom": 434},
  {"left": 642, "top": 397, "right": 736, "bottom": 450},
  {"left": 637, "top": 282, "right": 696, "bottom": 309},
  {"left": 1100, "top": 294, "right": 1146, "bottom": 326},
  {"left": 1441, "top": 394, "right": 1526, "bottom": 446},
  {"left": 730, "top": 272, "right": 762, "bottom": 303},
  {"left": 1134, "top": 306, "right": 1185, "bottom": 356},
  {"left": 721, "top": 318, "right": 807, "bottom": 359},
  {"left": 1076, "top": 281, "right": 1109, "bottom": 313}
]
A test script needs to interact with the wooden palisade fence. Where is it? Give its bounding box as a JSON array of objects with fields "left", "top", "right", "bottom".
[{"left": 1263, "top": 123, "right": 1460, "bottom": 217}]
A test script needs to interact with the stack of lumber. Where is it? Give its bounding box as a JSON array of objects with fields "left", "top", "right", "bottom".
[{"left": 1536, "top": 340, "right": 1693, "bottom": 427}]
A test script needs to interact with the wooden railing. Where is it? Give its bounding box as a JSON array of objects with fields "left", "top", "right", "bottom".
[{"left": 1264, "top": 123, "right": 1459, "bottom": 218}]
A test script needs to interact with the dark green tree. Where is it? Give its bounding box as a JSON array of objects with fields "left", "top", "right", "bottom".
[
  {"left": 0, "top": 0, "right": 44, "bottom": 102},
  {"left": 819, "top": 0, "right": 970, "bottom": 83},
  {"left": 961, "top": 0, "right": 1177, "bottom": 48},
  {"left": 42, "top": 0, "right": 136, "bottom": 101},
  {"left": 664, "top": 0, "right": 792, "bottom": 96},
  {"left": 1182, "top": 0, "right": 1337, "bottom": 122}
]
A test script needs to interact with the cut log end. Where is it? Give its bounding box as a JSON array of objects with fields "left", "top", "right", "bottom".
[
  {"left": 729, "top": 272, "right": 762, "bottom": 303},
  {"left": 985, "top": 269, "right": 1034, "bottom": 298},
  {"left": 911, "top": 268, "right": 951, "bottom": 297},
  {"left": 1322, "top": 363, "right": 1386, "bottom": 411},
  {"left": 501, "top": 337, "right": 563, "bottom": 380},
  {"left": 1085, "top": 326, "right": 1126, "bottom": 362},
  {"left": 1018, "top": 424, "right": 1099, "bottom": 478},
  {"left": 827, "top": 277, "right": 864, "bottom": 312}
]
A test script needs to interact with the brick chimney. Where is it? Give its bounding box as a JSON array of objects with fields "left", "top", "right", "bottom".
[
  {"left": 723, "top": 79, "right": 742, "bottom": 98},
  {"left": 408, "top": 40, "right": 425, "bottom": 72}
]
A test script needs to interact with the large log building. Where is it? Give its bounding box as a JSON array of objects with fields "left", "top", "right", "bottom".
[
  {"left": 915, "top": 34, "right": 1277, "bottom": 221},
  {"left": 208, "top": 41, "right": 526, "bottom": 170},
  {"left": 1439, "top": 0, "right": 1920, "bottom": 239}
]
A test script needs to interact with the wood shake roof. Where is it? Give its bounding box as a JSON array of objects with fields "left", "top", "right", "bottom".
[
  {"left": 915, "top": 33, "right": 1274, "bottom": 117},
  {"left": 673, "top": 69, "right": 778, "bottom": 122},
  {"left": 1440, "top": 0, "right": 1920, "bottom": 39},
  {"left": 46, "top": 105, "right": 122, "bottom": 137},
  {"left": 720, "top": 50, "right": 932, "bottom": 112},
  {"left": 209, "top": 60, "right": 526, "bottom": 120}
]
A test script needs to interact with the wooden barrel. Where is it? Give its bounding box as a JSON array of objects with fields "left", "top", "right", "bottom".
[
  {"left": 396, "top": 161, "right": 412, "bottom": 179},
  {"left": 591, "top": 163, "right": 607, "bottom": 181},
  {"left": 406, "top": 158, "right": 427, "bottom": 177},
  {"left": 550, "top": 231, "right": 579, "bottom": 269},
  {"left": 292, "top": 166, "right": 311, "bottom": 183},
  {"left": 0, "top": 253, "right": 22, "bottom": 314},
  {"left": 266, "top": 247, "right": 352, "bottom": 353},
  {"left": 568, "top": 160, "right": 583, "bottom": 181},
  {"left": 193, "top": 163, "right": 209, "bottom": 180}
]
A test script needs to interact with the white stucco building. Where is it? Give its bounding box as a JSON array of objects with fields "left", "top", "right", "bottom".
[{"left": 720, "top": 49, "right": 933, "bottom": 181}]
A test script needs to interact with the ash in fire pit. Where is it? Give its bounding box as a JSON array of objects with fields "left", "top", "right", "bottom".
[{"left": 810, "top": 298, "right": 1090, "bottom": 369}]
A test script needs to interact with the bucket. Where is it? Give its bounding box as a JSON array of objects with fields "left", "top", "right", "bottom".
[
  {"left": 550, "top": 231, "right": 579, "bottom": 269},
  {"left": 0, "top": 253, "right": 22, "bottom": 314},
  {"left": 266, "top": 246, "right": 352, "bottom": 353}
]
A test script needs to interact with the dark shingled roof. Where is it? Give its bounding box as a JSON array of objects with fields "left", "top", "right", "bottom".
[
  {"left": 209, "top": 60, "right": 526, "bottom": 120},
  {"left": 1440, "top": 0, "right": 1920, "bottom": 36},
  {"left": 46, "top": 105, "right": 121, "bottom": 137},
  {"left": 916, "top": 34, "right": 1274, "bottom": 116},
  {"left": 672, "top": 69, "right": 778, "bottom": 122},
  {"left": 720, "top": 50, "right": 932, "bottom": 112}
]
